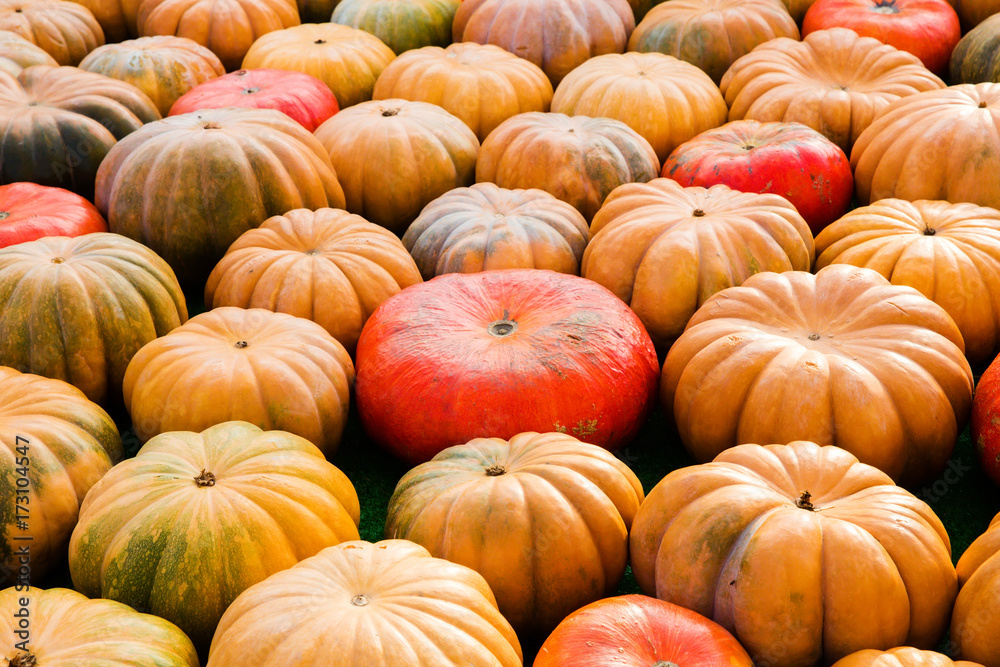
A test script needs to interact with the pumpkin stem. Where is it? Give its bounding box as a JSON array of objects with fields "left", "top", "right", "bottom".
[
  {"left": 242, "top": 87, "right": 259, "bottom": 95},
  {"left": 808, "top": 333, "right": 820, "bottom": 341},
  {"left": 487, "top": 319, "right": 518, "bottom": 337},
  {"left": 652, "top": 662, "right": 680, "bottom": 667},
  {"left": 351, "top": 594, "right": 370, "bottom": 606},
  {"left": 314, "top": 39, "right": 326, "bottom": 44},
  {"left": 51, "top": 257, "right": 65, "bottom": 264},
  {"left": 0, "top": 211, "right": 8, "bottom": 220},
  {"left": 485, "top": 464, "right": 507, "bottom": 476},
  {"left": 980, "top": 101, "right": 989, "bottom": 109},
  {"left": 692, "top": 209, "right": 706, "bottom": 217},
  {"left": 235, "top": 340, "right": 249, "bottom": 349},
  {"left": 924, "top": 227, "right": 936, "bottom": 236},
  {"left": 382, "top": 109, "right": 399, "bottom": 117},
  {"left": 10, "top": 653, "right": 37, "bottom": 667},
  {"left": 797, "top": 491, "right": 815, "bottom": 511},
  {"left": 194, "top": 469, "right": 217, "bottom": 487}
]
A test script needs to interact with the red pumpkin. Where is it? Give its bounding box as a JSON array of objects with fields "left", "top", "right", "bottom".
[
  {"left": 972, "top": 355, "right": 1000, "bottom": 485},
  {"left": 354, "top": 269, "right": 660, "bottom": 464},
  {"left": 662, "top": 120, "right": 854, "bottom": 235},
  {"left": 169, "top": 68, "right": 339, "bottom": 132},
  {"left": 0, "top": 182, "right": 107, "bottom": 247}
]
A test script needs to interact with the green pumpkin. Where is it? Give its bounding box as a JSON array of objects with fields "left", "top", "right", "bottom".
[
  {"left": 331, "top": 0, "right": 460, "bottom": 54},
  {"left": 951, "top": 13, "right": 1000, "bottom": 84}
]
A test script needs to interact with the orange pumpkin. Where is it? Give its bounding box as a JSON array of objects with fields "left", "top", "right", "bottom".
[
  {"left": 832, "top": 648, "right": 985, "bottom": 667},
  {"left": 0, "top": 29, "right": 57, "bottom": 75},
  {"left": 951, "top": 511, "right": 1000, "bottom": 667},
  {"left": 0, "top": 0, "right": 103, "bottom": 66},
  {"left": 630, "top": 441, "right": 958, "bottom": 667},
  {"left": 70, "top": 0, "right": 142, "bottom": 42},
  {"left": 949, "top": 0, "right": 1000, "bottom": 31}
]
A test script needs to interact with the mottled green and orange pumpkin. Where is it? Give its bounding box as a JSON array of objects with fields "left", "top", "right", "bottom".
[
  {"left": 950, "top": 13, "right": 1000, "bottom": 84},
  {"left": 331, "top": 0, "right": 459, "bottom": 54}
]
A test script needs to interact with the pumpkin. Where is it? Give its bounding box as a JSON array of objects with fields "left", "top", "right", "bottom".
[
  {"left": 951, "top": 13, "right": 1000, "bottom": 85},
  {"left": 207, "top": 539, "right": 522, "bottom": 666},
  {"left": 801, "top": 0, "right": 960, "bottom": 76},
  {"left": 78, "top": 36, "right": 225, "bottom": 117},
  {"left": 972, "top": 354, "right": 1000, "bottom": 485},
  {"left": 136, "top": 0, "right": 300, "bottom": 72},
  {"left": 69, "top": 0, "right": 142, "bottom": 42},
  {"left": 832, "top": 648, "right": 985, "bottom": 667},
  {"left": 123, "top": 307, "right": 354, "bottom": 453},
  {"left": 629, "top": 0, "right": 666, "bottom": 21},
  {"left": 581, "top": 178, "right": 815, "bottom": 351},
  {"left": 533, "top": 594, "right": 755, "bottom": 667},
  {"left": 314, "top": 99, "right": 479, "bottom": 235},
  {"left": 0, "top": 182, "right": 107, "bottom": 248},
  {"left": 94, "top": 106, "right": 346, "bottom": 290},
  {"left": 0, "top": 65, "right": 160, "bottom": 201},
  {"left": 168, "top": 68, "right": 339, "bottom": 132},
  {"left": 371, "top": 42, "right": 553, "bottom": 143},
  {"left": 401, "top": 182, "right": 591, "bottom": 279},
  {"left": 814, "top": 198, "right": 1000, "bottom": 368},
  {"left": 452, "top": 0, "right": 636, "bottom": 86},
  {"left": 720, "top": 27, "right": 946, "bottom": 153},
  {"left": 782, "top": 0, "right": 821, "bottom": 20},
  {"left": 477, "top": 111, "right": 660, "bottom": 223},
  {"left": 630, "top": 440, "right": 958, "bottom": 667},
  {"left": 0, "top": 367, "right": 121, "bottom": 586},
  {"left": 354, "top": 269, "right": 660, "bottom": 464},
  {"left": 662, "top": 120, "right": 854, "bottom": 235},
  {"left": 660, "top": 264, "right": 973, "bottom": 486},
  {"left": 331, "top": 0, "right": 459, "bottom": 54},
  {"left": 68, "top": 421, "right": 362, "bottom": 651},
  {"left": 851, "top": 83, "right": 1000, "bottom": 209},
  {"left": 0, "top": 587, "right": 198, "bottom": 667},
  {"left": 204, "top": 208, "right": 423, "bottom": 356},
  {"left": 0, "top": 233, "right": 187, "bottom": 406},
  {"left": 0, "top": 0, "right": 102, "bottom": 66},
  {"left": 627, "top": 0, "right": 800, "bottom": 85},
  {"left": 0, "top": 29, "right": 57, "bottom": 75},
  {"left": 241, "top": 23, "right": 396, "bottom": 110},
  {"left": 550, "top": 51, "right": 728, "bottom": 163},
  {"left": 951, "top": 510, "right": 1000, "bottom": 666},
  {"left": 950, "top": 0, "right": 1000, "bottom": 31},
  {"left": 385, "top": 431, "right": 644, "bottom": 638}
]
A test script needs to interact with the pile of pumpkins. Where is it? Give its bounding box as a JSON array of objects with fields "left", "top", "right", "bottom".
[{"left": 5, "top": 0, "right": 1000, "bottom": 664}]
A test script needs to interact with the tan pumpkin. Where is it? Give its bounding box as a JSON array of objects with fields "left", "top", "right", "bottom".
[
  {"left": 78, "top": 36, "right": 225, "bottom": 117},
  {"left": 660, "top": 264, "right": 974, "bottom": 486},
  {"left": 951, "top": 511, "right": 1000, "bottom": 667},
  {"left": 815, "top": 198, "right": 1000, "bottom": 368},
  {"left": 627, "top": 0, "right": 800, "bottom": 85},
  {"left": 402, "top": 182, "right": 591, "bottom": 279},
  {"left": 721, "top": 27, "right": 946, "bottom": 153},
  {"left": 477, "top": 111, "right": 660, "bottom": 222},
  {"left": 241, "top": 23, "right": 396, "bottom": 109},
  {"left": 207, "top": 539, "right": 523, "bottom": 666},
  {"left": 372, "top": 42, "right": 553, "bottom": 143},
  {"left": 832, "top": 647, "right": 985, "bottom": 667},
  {"left": 630, "top": 440, "right": 958, "bottom": 667},
  {"left": 69, "top": 0, "right": 142, "bottom": 42},
  {"left": 0, "top": 0, "right": 103, "bottom": 66},
  {"left": 0, "top": 29, "right": 57, "bottom": 76},
  {"left": 582, "top": 178, "right": 814, "bottom": 351},
  {"left": 205, "top": 208, "right": 423, "bottom": 356},
  {"left": 314, "top": 99, "right": 479, "bottom": 235}
]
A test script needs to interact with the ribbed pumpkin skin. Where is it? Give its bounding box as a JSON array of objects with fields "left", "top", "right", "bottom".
[
  {"left": 783, "top": 0, "right": 821, "bottom": 20},
  {"left": 534, "top": 594, "right": 755, "bottom": 667},
  {"left": 136, "top": 0, "right": 300, "bottom": 72},
  {"left": 0, "top": 587, "right": 198, "bottom": 667},
  {"left": 355, "top": 269, "right": 660, "bottom": 464},
  {"left": 851, "top": 83, "right": 1000, "bottom": 209},
  {"left": 69, "top": 0, "right": 141, "bottom": 42},
  {"left": 78, "top": 36, "right": 225, "bottom": 117},
  {"left": 453, "top": 0, "right": 636, "bottom": 86},
  {"left": 385, "top": 432, "right": 644, "bottom": 638},
  {"left": 402, "top": 183, "right": 590, "bottom": 279},
  {"left": 314, "top": 99, "right": 479, "bottom": 235},
  {"left": 832, "top": 647, "right": 985, "bottom": 667},
  {"left": 0, "top": 233, "right": 187, "bottom": 406},
  {"left": 95, "top": 107, "right": 346, "bottom": 290},
  {"left": 205, "top": 208, "right": 423, "bottom": 356},
  {"left": 207, "top": 540, "right": 523, "bottom": 666},
  {"left": 0, "top": 29, "right": 58, "bottom": 75},
  {"left": 721, "top": 27, "right": 946, "bottom": 153},
  {"left": 972, "top": 355, "right": 1000, "bottom": 485},
  {"left": 627, "top": 0, "right": 800, "bottom": 85},
  {"left": 660, "top": 265, "right": 974, "bottom": 486},
  {"left": 814, "top": 199, "right": 1000, "bottom": 368},
  {"left": 68, "top": 421, "right": 362, "bottom": 652},
  {"left": 0, "top": 368, "right": 121, "bottom": 587},
  {"left": 0, "top": 66, "right": 160, "bottom": 201},
  {"left": 477, "top": 112, "right": 660, "bottom": 223},
  {"left": 241, "top": 23, "right": 396, "bottom": 110},
  {"left": 0, "top": 0, "right": 103, "bottom": 66},
  {"left": 629, "top": 441, "right": 958, "bottom": 667},
  {"left": 951, "top": 14, "right": 1000, "bottom": 84},
  {"left": 551, "top": 52, "right": 728, "bottom": 163},
  {"left": 331, "top": 0, "right": 459, "bottom": 54},
  {"left": 0, "top": 182, "right": 107, "bottom": 247},
  {"left": 951, "top": 511, "right": 1000, "bottom": 666},
  {"left": 951, "top": 0, "right": 1000, "bottom": 31},
  {"left": 371, "top": 42, "right": 553, "bottom": 143},
  {"left": 581, "top": 179, "right": 815, "bottom": 351}
]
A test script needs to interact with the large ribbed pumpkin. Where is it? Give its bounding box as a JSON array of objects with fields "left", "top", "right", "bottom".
[
  {"left": 68, "top": 421, "right": 362, "bottom": 651},
  {"left": 0, "top": 233, "right": 187, "bottom": 406},
  {"left": 629, "top": 441, "right": 958, "bottom": 667},
  {"left": 0, "top": 587, "right": 198, "bottom": 667},
  {"left": 385, "top": 431, "right": 644, "bottom": 638},
  {"left": 205, "top": 208, "right": 423, "bottom": 356},
  {"left": 331, "top": 0, "right": 459, "bottom": 54},
  {"left": 207, "top": 540, "right": 523, "bottom": 666},
  {"left": 70, "top": 0, "right": 141, "bottom": 42},
  {"left": 660, "top": 264, "right": 974, "bottom": 486},
  {"left": 720, "top": 27, "right": 946, "bottom": 153},
  {"left": 0, "top": 182, "right": 107, "bottom": 248},
  {"left": 95, "top": 106, "right": 346, "bottom": 290},
  {"left": 832, "top": 648, "right": 985, "bottom": 667},
  {"left": 951, "top": 511, "right": 1000, "bottom": 667},
  {"left": 0, "top": 368, "right": 122, "bottom": 587},
  {"left": 123, "top": 307, "right": 355, "bottom": 454},
  {"left": 581, "top": 178, "right": 815, "bottom": 351},
  {"left": 550, "top": 51, "right": 728, "bottom": 163},
  {"left": 355, "top": 269, "right": 660, "bottom": 464},
  {"left": 0, "top": 0, "right": 103, "bottom": 66},
  {"left": 814, "top": 199, "right": 1000, "bottom": 368},
  {"left": 0, "top": 29, "right": 58, "bottom": 75}
]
